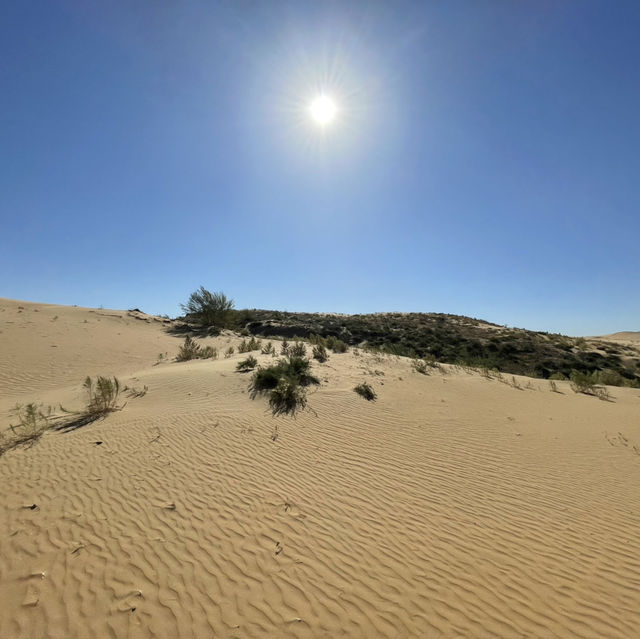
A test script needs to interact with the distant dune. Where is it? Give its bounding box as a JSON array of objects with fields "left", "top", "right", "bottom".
[
  {"left": 2, "top": 298, "right": 640, "bottom": 638},
  {"left": 595, "top": 331, "right": 640, "bottom": 343}
]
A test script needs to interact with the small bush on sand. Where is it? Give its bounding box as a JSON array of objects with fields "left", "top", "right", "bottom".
[
  {"left": 251, "top": 356, "right": 319, "bottom": 415},
  {"left": 354, "top": 382, "right": 376, "bottom": 401},
  {"left": 412, "top": 359, "right": 429, "bottom": 375},
  {"left": 549, "top": 372, "right": 567, "bottom": 381},
  {"left": 225, "top": 346, "right": 235, "bottom": 358},
  {"left": 570, "top": 370, "right": 598, "bottom": 395},
  {"left": 326, "top": 336, "right": 348, "bottom": 353},
  {"left": 269, "top": 378, "right": 308, "bottom": 416},
  {"left": 176, "top": 336, "right": 217, "bottom": 361},
  {"left": 238, "top": 337, "right": 262, "bottom": 353},
  {"left": 0, "top": 403, "right": 53, "bottom": 456},
  {"left": 84, "top": 376, "right": 121, "bottom": 415},
  {"left": 312, "top": 344, "right": 329, "bottom": 362},
  {"left": 289, "top": 341, "right": 307, "bottom": 357},
  {"left": 261, "top": 341, "right": 275, "bottom": 355},
  {"left": 236, "top": 355, "right": 258, "bottom": 372},
  {"left": 181, "top": 287, "right": 235, "bottom": 329},
  {"left": 280, "top": 339, "right": 290, "bottom": 355},
  {"left": 10, "top": 403, "right": 52, "bottom": 438}
]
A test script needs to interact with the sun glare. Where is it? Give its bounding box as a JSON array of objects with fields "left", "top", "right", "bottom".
[{"left": 310, "top": 95, "right": 337, "bottom": 125}]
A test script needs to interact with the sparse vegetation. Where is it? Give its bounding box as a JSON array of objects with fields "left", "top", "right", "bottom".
[
  {"left": 312, "top": 344, "right": 329, "bottom": 362},
  {"left": 10, "top": 402, "right": 52, "bottom": 438},
  {"left": 83, "top": 376, "right": 121, "bottom": 415},
  {"left": 236, "top": 355, "right": 258, "bottom": 372},
  {"left": 354, "top": 382, "right": 376, "bottom": 401},
  {"left": 124, "top": 384, "right": 148, "bottom": 398},
  {"left": 412, "top": 355, "right": 439, "bottom": 375},
  {"left": 261, "top": 341, "right": 275, "bottom": 355},
  {"left": 176, "top": 336, "right": 217, "bottom": 361},
  {"left": 269, "top": 378, "right": 308, "bottom": 416},
  {"left": 181, "top": 287, "right": 235, "bottom": 329},
  {"left": 569, "top": 370, "right": 613, "bottom": 400},
  {"left": 224, "top": 346, "right": 235, "bottom": 358},
  {"left": 289, "top": 341, "right": 307, "bottom": 357},
  {"left": 250, "top": 355, "right": 319, "bottom": 416},
  {"left": 238, "top": 337, "right": 262, "bottom": 353},
  {"left": 235, "top": 309, "right": 639, "bottom": 386},
  {"left": 280, "top": 339, "right": 289, "bottom": 355}
]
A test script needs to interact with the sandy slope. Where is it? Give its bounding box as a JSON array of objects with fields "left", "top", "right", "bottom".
[
  {"left": 595, "top": 331, "right": 640, "bottom": 344},
  {"left": 1, "top": 299, "right": 640, "bottom": 638}
]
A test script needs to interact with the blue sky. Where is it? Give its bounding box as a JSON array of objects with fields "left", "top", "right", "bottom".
[{"left": 1, "top": 1, "right": 638, "bottom": 335}]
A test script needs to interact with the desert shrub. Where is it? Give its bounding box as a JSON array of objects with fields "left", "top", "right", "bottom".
[
  {"left": 201, "top": 345, "right": 218, "bottom": 359},
  {"left": 84, "top": 376, "right": 120, "bottom": 415},
  {"left": 252, "top": 356, "right": 319, "bottom": 391},
  {"left": 269, "top": 378, "right": 308, "bottom": 416},
  {"left": 236, "top": 355, "right": 258, "bottom": 372},
  {"left": 261, "top": 341, "right": 275, "bottom": 355},
  {"left": 290, "top": 341, "right": 307, "bottom": 357},
  {"left": 326, "top": 336, "right": 348, "bottom": 353},
  {"left": 224, "top": 346, "right": 235, "bottom": 358},
  {"left": 281, "top": 339, "right": 290, "bottom": 355},
  {"left": 592, "top": 369, "right": 628, "bottom": 387},
  {"left": 238, "top": 337, "right": 262, "bottom": 353},
  {"left": 569, "top": 370, "right": 600, "bottom": 395},
  {"left": 181, "top": 287, "right": 234, "bottom": 328},
  {"left": 176, "top": 336, "right": 216, "bottom": 361},
  {"left": 10, "top": 403, "right": 52, "bottom": 438},
  {"left": 312, "top": 344, "right": 329, "bottom": 362},
  {"left": 251, "top": 356, "right": 319, "bottom": 415},
  {"left": 176, "top": 336, "right": 200, "bottom": 361},
  {"left": 354, "top": 382, "right": 376, "bottom": 401},
  {"left": 549, "top": 372, "right": 567, "bottom": 381},
  {"left": 412, "top": 359, "right": 429, "bottom": 375}
]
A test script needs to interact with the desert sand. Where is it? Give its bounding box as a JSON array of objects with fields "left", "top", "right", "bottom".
[{"left": 1, "top": 297, "right": 640, "bottom": 638}]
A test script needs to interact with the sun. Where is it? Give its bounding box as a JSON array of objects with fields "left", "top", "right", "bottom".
[{"left": 310, "top": 95, "right": 337, "bottom": 125}]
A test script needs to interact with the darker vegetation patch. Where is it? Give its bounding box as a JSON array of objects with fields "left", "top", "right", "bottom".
[
  {"left": 250, "top": 356, "right": 319, "bottom": 416},
  {"left": 354, "top": 382, "right": 376, "bottom": 401},
  {"left": 222, "top": 309, "right": 639, "bottom": 387}
]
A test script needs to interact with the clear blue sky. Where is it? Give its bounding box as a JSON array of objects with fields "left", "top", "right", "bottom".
[{"left": 2, "top": 1, "right": 638, "bottom": 336}]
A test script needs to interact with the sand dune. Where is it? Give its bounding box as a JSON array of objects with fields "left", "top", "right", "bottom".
[
  {"left": 595, "top": 331, "right": 640, "bottom": 343},
  {"left": 2, "top": 298, "right": 640, "bottom": 638}
]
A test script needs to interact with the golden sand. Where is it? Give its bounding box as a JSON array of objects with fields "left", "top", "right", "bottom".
[{"left": 1, "top": 298, "right": 640, "bottom": 638}]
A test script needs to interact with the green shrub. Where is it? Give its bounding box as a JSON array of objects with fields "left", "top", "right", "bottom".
[
  {"left": 176, "top": 336, "right": 217, "bottom": 361},
  {"left": 236, "top": 355, "right": 258, "bottom": 372},
  {"left": 10, "top": 403, "right": 52, "bottom": 437},
  {"left": 261, "top": 341, "right": 275, "bottom": 355},
  {"left": 83, "top": 376, "right": 120, "bottom": 415},
  {"left": 280, "top": 339, "right": 290, "bottom": 355},
  {"left": 312, "top": 344, "right": 329, "bottom": 362},
  {"left": 238, "top": 336, "right": 261, "bottom": 353},
  {"left": 549, "top": 372, "right": 567, "bottom": 381},
  {"left": 269, "top": 378, "right": 308, "bottom": 416},
  {"left": 289, "top": 341, "right": 307, "bottom": 357},
  {"left": 181, "top": 287, "right": 234, "bottom": 328},
  {"left": 201, "top": 345, "right": 218, "bottom": 359},
  {"left": 326, "top": 336, "right": 348, "bottom": 353},
  {"left": 250, "top": 356, "right": 319, "bottom": 415},
  {"left": 570, "top": 370, "right": 600, "bottom": 395},
  {"left": 354, "top": 382, "right": 376, "bottom": 401}
]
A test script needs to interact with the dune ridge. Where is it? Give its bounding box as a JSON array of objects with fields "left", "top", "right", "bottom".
[{"left": 2, "top": 298, "right": 640, "bottom": 638}]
